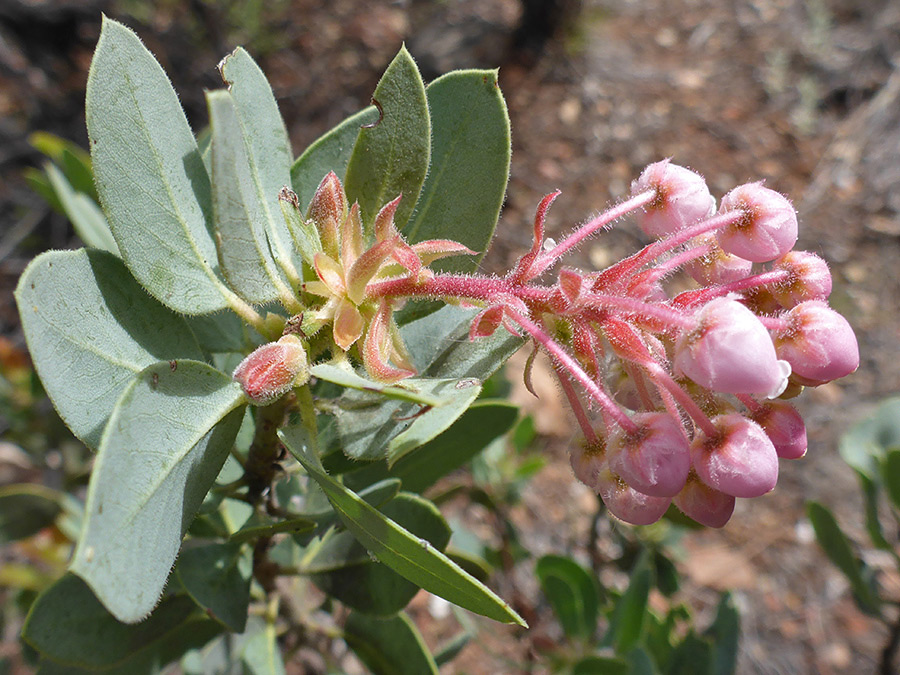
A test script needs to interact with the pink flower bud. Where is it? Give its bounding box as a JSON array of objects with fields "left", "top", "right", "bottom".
[
  {"left": 770, "top": 251, "right": 831, "bottom": 308},
  {"left": 307, "top": 172, "right": 347, "bottom": 257},
  {"left": 773, "top": 301, "right": 859, "bottom": 386},
  {"left": 233, "top": 335, "right": 309, "bottom": 405},
  {"left": 717, "top": 183, "right": 798, "bottom": 262},
  {"left": 569, "top": 440, "right": 606, "bottom": 491},
  {"left": 683, "top": 234, "right": 753, "bottom": 286},
  {"left": 674, "top": 297, "right": 791, "bottom": 398},
  {"left": 751, "top": 400, "right": 807, "bottom": 459},
  {"left": 691, "top": 413, "right": 779, "bottom": 498},
  {"left": 673, "top": 474, "right": 735, "bottom": 528},
  {"left": 597, "top": 465, "right": 671, "bottom": 526},
  {"left": 606, "top": 413, "right": 690, "bottom": 497},
  {"left": 631, "top": 160, "right": 715, "bottom": 238}
]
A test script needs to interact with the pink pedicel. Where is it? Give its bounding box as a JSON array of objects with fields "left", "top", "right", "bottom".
[
  {"left": 773, "top": 301, "right": 860, "bottom": 386},
  {"left": 673, "top": 475, "right": 736, "bottom": 528},
  {"left": 357, "top": 161, "right": 858, "bottom": 527},
  {"left": 691, "top": 414, "right": 779, "bottom": 498},
  {"left": 717, "top": 182, "right": 798, "bottom": 262},
  {"left": 606, "top": 412, "right": 691, "bottom": 498},
  {"left": 674, "top": 297, "right": 792, "bottom": 398},
  {"left": 751, "top": 400, "right": 807, "bottom": 459},
  {"left": 631, "top": 160, "right": 715, "bottom": 238},
  {"left": 233, "top": 335, "right": 309, "bottom": 405},
  {"left": 771, "top": 251, "right": 832, "bottom": 308}
]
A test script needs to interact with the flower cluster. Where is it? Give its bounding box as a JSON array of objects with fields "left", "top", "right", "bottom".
[{"left": 235, "top": 160, "right": 858, "bottom": 528}]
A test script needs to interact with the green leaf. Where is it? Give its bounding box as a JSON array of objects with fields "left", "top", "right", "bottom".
[
  {"left": 24, "top": 167, "right": 64, "bottom": 213},
  {"left": 605, "top": 553, "right": 652, "bottom": 653},
  {"left": 15, "top": 248, "right": 205, "bottom": 448},
  {"left": 70, "top": 360, "right": 246, "bottom": 623},
  {"left": 624, "top": 647, "right": 661, "bottom": 675},
  {"left": 390, "top": 401, "right": 519, "bottom": 493},
  {"left": 404, "top": 70, "right": 510, "bottom": 271},
  {"left": 839, "top": 397, "right": 900, "bottom": 480},
  {"left": 22, "top": 574, "right": 202, "bottom": 669},
  {"left": 0, "top": 485, "right": 63, "bottom": 544},
  {"left": 704, "top": 592, "right": 740, "bottom": 675},
  {"left": 176, "top": 543, "right": 252, "bottom": 632},
  {"left": 669, "top": 633, "right": 714, "bottom": 675},
  {"left": 806, "top": 500, "right": 882, "bottom": 616},
  {"left": 344, "top": 612, "right": 439, "bottom": 675},
  {"left": 207, "top": 90, "right": 293, "bottom": 304},
  {"left": 311, "top": 363, "right": 443, "bottom": 406},
  {"left": 218, "top": 47, "right": 299, "bottom": 279},
  {"left": 535, "top": 554, "right": 600, "bottom": 640},
  {"left": 882, "top": 449, "right": 900, "bottom": 511},
  {"left": 86, "top": 17, "right": 232, "bottom": 314},
  {"left": 857, "top": 471, "right": 892, "bottom": 551},
  {"left": 44, "top": 162, "right": 118, "bottom": 255},
  {"left": 290, "top": 106, "right": 379, "bottom": 207},
  {"left": 330, "top": 305, "right": 521, "bottom": 461},
  {"left": 186, "top": 310, "right": 256, "bottom": 355},
  {"left": 434, "top": 630, "right": 472, "bottom": 667},
  {"left": 280, "top": 425, "right": 526, "bottom": 626},
  {"left": 344, "top": 46, "right": 430, "bottom": 231},
  {"left": 572, "top": 655, "right": 630, "bottom": 675},
  {"left": 309, "top": 493, "right": 451, "bottom": 615},
  {"left": 653, "top": 550, "right": 680, "bottom": 597},
  {"left": 60, "top": 146, "right": 100, "bottom": 203},
  {"left": 241, "top": 619, "right": 286, "bottom": 675}
]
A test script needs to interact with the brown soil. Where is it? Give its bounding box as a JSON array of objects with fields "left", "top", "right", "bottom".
[{"left": 1, "top": 0, "right": 899, "bottom": 673}]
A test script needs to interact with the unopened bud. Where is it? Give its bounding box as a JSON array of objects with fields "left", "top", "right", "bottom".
[
  {"left": 233, "top": 335, "right": 309, "bottom": 405},
  {"left": 307, "top": 172, "right": 347, "bottom": 257},
  {"left": 632, "top": 160, "right": 715, "bottom": 238},
  {"left": 773, "top": 300, "right": 859, "bottom": 386},
  {"left": 717, "top": 182, "right": 798, "bottom": 262},
  {"left": 751, "top": 400, "right": 807, "bottom": 459},
  {"left": 607, "top": 412, "right": 690, "bottom": 498},
  {"left": 596, "top": 465, "right": 671, "bottom": 526},
  {"left": 771, "top": 251, "right": 832, "bottom": 308},
  {"left": 673, "top": 474, "right": 735, "bottom": 528}
]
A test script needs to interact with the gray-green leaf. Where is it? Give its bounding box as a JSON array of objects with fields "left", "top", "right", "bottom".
[
  {"left": 86, "top": 17, "right": 232, "bottom": 314},
  {"left": 70, "top": 360, "right": 246, "bottom": 623},
  {"left": 15, "top": 248, "right": 205, "bottom": 448},
  {"left": 404, "top": 70, "right": 510, "bottom": 271},
  {"left": 344, "top": 46, "right": 430, "bottom": 231}
]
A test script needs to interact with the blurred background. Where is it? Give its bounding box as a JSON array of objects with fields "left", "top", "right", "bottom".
[{"left": 1, "top": 0, "right": 899, "bottom": 672}]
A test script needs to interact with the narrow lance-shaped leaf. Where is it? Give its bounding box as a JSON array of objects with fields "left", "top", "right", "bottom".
[
  {"left": 70, "top": 360, "right": 246, "bottom": 623},
  {"left": 218, "top": 48, "right": 302, "bottom": 284},
  {"left": 44, "top": 162, "right": 118, "bottom": 255},
  {"left": 86, "top": 17, "right": 233, "bottom": 314},
  {"left": 15, "top": 248, "right": 205, "bottom": 448},
  {"left": 404, "top": 70, "right": 510, "bottom": 272},
  {"left": 344, "top": 46, "right": 430, "bottom": 232},
  {"left": 207, "top": 90, "right": 293, "bottom": 305},
  {"left": 279, "top": 424, "right": 526, "bottom": 626},
  {"left": 290, "top": 106, "right": 378, "bottom": 207}
]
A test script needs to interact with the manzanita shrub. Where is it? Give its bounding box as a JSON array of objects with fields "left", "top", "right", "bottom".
[{"left": 12, "top": 16, "right": 860, "bottom": 673}]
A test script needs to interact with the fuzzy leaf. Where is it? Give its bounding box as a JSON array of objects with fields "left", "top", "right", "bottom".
[
  {"left": 344, "top": 46, "right": 429, "bottom": 231},
  {"left": 217, "top": 48, "right": 300, "bottom": 282},
  {"left": 207, "top": 90, "right": 291, "bottom": 304},
  {"left": 15, "top": 248, "right": 205, "bottom": 448},
  {"left": 280, "top": 425, "right": 526, "bottom": 626},
  {"left": 404, "top": 70, "right": 510, "bottom": 271},
  {"left": 70, "top": 361, "right": 246, "bottom": 623},
  {"left": 86, "top": 17, "right": 232, "bottom": 314}
]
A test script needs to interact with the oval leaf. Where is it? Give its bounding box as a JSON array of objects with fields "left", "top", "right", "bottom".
[
  {"left": 279, "top": 425, "right": 526, "bottom": 626},
  {"left": 839, "top": 397, "right": 900, "bottom": 480},
  {"left": 403, "top": 70, "right": 510, "bottom": 271},
  {"left": 70, "top": 360, "right": 246, "bottom": 623},
  {"left": 86, "top": 17, "right": 232, "bottom": 314},
  {"left": 535, "top": 554, "right": 600, "bottom": 640},
  {"left": 0, "top": 484, "right": 63, "bottom": 545},
  {"left": 177, "top": 543, "right": 252, "bottom": 632},
  {"left": 15, "top": 248, "right": 205, "bottom": 448},
  {"left": 344, "top": 46, "right": 430, "bottom": 231},
  {"left": 207, "top": 90, "right": 292, "bottom": 304}
]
